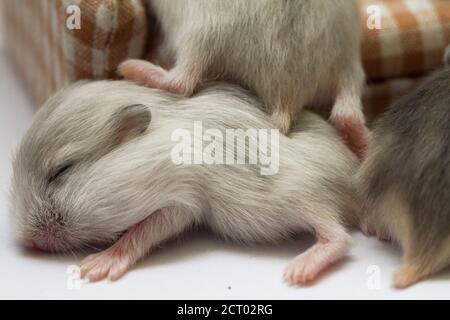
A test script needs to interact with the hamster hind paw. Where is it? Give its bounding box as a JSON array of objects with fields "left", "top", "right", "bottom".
[
  {"left": 283, "top": 232, "right": 351, "bottom": 286},
  {"left": 118, "top": 59, "right": 167, "bottom": 89},
  {"left": 80, "top": 246, "right": 134, "bottom": 282},
  {"left": 118, "top": 59, "right": 198, "bottom": 96}
]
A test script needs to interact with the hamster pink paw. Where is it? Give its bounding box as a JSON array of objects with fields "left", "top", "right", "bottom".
[
  {"left": 118, "top": 59, "right": 196, "bottom": 96},
  {"left": 331, "top": 115, "right": 368, "bottom": 160},
  {"left": 283, "top": 234, "right": 351, "bottom": 286},
  {"left": 80, "top": 247, "right": 134, "bottom": 282},
  {"left": 284, "top": 255, "right": 322, "bottom": 284},
  {"left": 118, "top": 59, "right": 167, "bottom": 89}
]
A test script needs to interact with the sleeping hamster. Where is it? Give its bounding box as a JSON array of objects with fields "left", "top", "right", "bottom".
[{"left": 11, "top": 81, "right": 359, "bottom": 285}]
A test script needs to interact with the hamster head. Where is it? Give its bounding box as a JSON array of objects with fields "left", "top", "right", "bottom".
[{"left": 11, "top": 81, "right": 152, "bottom": 252}]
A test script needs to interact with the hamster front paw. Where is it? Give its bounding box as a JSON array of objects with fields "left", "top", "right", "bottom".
[{"left": 79, "top": 246, "right": 135, "bottom": 282}]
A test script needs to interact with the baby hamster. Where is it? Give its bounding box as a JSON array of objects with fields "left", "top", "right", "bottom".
[
  {"left": 118, "top": 0, "right": 368, "bottom": 158},
  {"left": 11, "top": 80, "right": 359, "bottom": 285},
  {"left": 358, "top": 49, "right": 450, "bottom": 288}
]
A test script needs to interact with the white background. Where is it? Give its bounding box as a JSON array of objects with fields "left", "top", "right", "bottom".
[{"left": 0, "top": 8, "right": 448, "bottom": 300}]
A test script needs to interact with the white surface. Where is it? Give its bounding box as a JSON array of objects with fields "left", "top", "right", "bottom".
[{"left": 0, "top": 34, "right": 449, "bottom": 302}]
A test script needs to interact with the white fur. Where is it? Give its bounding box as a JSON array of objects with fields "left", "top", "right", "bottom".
[
  {"left": 12, "top": 81, "right": 360, "bottom": 282},
  {"left": 121, "top": 0, "right": 365, "bottom": 133}
]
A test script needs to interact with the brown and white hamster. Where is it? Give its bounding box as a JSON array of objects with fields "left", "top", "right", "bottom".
[
  {"left": 118, "top": 0, "right": 368, "bottom": 158},
  {"left": 11, "top": 81, "right": 359, "bottom": 285},
  {"left": 358, "top": 48, "right": 450, "bottom": 288}
]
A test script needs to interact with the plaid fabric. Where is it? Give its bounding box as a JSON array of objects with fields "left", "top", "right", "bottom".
[
  {"left": 360, "top": 0, "right": 450, "bottom": 114},
  {"left": 360, "top": 0, "right": 450, "bottom": 81},
  {"left": 3, "top": 0, "right": 148, "bottom": 105},
  {"left": 3, "top": 0, "right": 450, "bottom": 114},
  {"left": 363, "top": 76, "right": 424, "bottom": 121}
]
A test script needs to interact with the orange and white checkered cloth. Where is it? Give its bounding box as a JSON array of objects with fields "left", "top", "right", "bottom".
[
  {"left": 360, "top": 0, "right": 450, "bottom": 116},
  {"left": 2, "top": 0, "right": 148, "bottom": 105},
  {"left": 2, "top": 0, "right": 450, "bottom": 115}
]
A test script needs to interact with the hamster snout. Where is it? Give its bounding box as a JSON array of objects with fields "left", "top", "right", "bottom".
[
  {"left": 11, "top": 85, "right": 153, "bottom": 252},
  {"left": 12, "top": 80, "right": 359, "bottom": 285}
]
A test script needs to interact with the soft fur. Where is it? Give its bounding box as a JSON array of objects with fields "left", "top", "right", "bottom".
[
  {"left": 11, "top": 81, "right": 359, "bottom": 284},
  {"left": 357, "top": 58, "right": 450, "bottom": 288},
  {"left": 119, "top": 0, "right": 367, "bottom": 157}
]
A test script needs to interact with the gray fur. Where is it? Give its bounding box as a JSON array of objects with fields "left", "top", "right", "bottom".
[
  {"left": 358, "top": 66, "right": 450, "bottom": 285},
  {"left": 11, "top": 80, "right": 359, "bottom": 254}
]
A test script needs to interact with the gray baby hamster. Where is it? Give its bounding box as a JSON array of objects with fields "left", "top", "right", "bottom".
[{"left": 358, "top": 48, "right": 450, "bottom": 288}]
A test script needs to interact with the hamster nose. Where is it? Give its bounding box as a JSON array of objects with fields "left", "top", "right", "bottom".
[
  {"left": 23, "top": 238, "right": 38, "bottom": 250},
  {"left": 23, "top": 236, "right": 51, "bottom": 252}
]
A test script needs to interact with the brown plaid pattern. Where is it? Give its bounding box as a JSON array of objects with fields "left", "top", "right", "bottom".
[
  {"left": 2, "top": 0, "right": 148, "bottom": 105},
  {"left": 360, "top": 0, "right": 450, "bottom": 81},
  {"left": 360, "top": 0, "right": 450, "bottom": 114},
  {"left": 363, "top": 75, "right": 424, "bottom": 120},
  {"left": 2, "top": 0, "right": 450, "bottom": 115}
]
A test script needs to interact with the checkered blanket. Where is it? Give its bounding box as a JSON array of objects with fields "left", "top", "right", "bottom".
[
  {"left": 360, "top": 0, "right": 450, "bottom": 115},
  {"left": 3, "top": 0, "right": 450, "bottom": 115},
  {"left": 2, "top": 0, "right": 148, "bottom": 104}
]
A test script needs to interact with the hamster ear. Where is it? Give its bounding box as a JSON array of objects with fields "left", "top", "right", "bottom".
[{"left": 111, "top": 104, "right": 151, "bottom": 145}]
